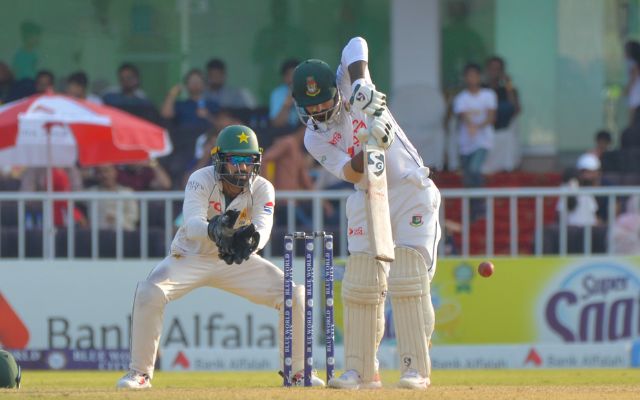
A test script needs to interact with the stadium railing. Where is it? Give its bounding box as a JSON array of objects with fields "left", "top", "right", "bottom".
[{"left": 0, "top": 186, "right": 638, "bottom": 260}]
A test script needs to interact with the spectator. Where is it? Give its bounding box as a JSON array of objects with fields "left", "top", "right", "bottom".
[
  {"left": 624, "top": 40, "right": 640, "bottom": 123},
  {"left": 13, "top": 20, "right": 41, "bottom": 80},
  {"left": 591, "top": 129, "right": 612, "bottom": 159},
  {"left": 482, "top": 55, "right": 521, "bottom": 173},
  {"left": 160, "top": 68, "right": 217, "bottom": 131},
  {"left": 612, "top": 195, "right": 640, "bottom": 254},
  {"left": 88, "top": 165, "right": 139, "bottom": 231},
  {"left": 0, "top": 62, "right": 15, "bottom": 104},
  {"left": 20, "top": 167, "right": 87, "bottom": 228},
  {"left": 103, "top": 63, "right": 159, "bottom": 123},
  {"left": 453, "top": 63, "right": 496, "bottom": 188},
  {"left": 205, "top": 58, "right": 256, "bottom": 109},
  {"left": 269, "top": 59, "right": 300, "bottom": 129},
  {"left": 65, "top": 71, "right": 103, "bottom": 104},
  {"left": 116, "top": 160, "right": 172, "bottom": 191},
  {"left": 556, "top": 154, "right": 602, "bottom": 227},
  {"left": 35, "top": 70, "right": 54, "bottom": 93},
  {"left": 261, "top": 126, "right": 314, "bottom": 227}
]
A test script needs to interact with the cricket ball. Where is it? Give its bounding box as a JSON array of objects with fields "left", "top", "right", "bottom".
[{"left": 478, "top": 261, "right": 494, "bottom": 277}]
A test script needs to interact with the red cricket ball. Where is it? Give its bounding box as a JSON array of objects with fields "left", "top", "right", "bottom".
[{"left": 478, "top": 261, "right": 494, "bottom": 277}]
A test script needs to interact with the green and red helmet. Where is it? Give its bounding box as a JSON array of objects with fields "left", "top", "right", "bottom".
[
  {"left": 0, "top": 350, "right": 21, "bottom": 389},
  {"left": 211, "top": 124, "right": 262, "bottom": 189},
  {"left": 292, "top": 59, "right": 342, "bottom": 129}
]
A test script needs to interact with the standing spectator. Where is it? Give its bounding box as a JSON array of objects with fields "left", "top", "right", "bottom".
[
  {"left": 205, "top": 59, "right": 256, "bottom": 109},
  {"left": 88, "top": 165, "right": 139, "bottom": 231},
  {"left": 0, "top": 62, "right": 15, "bottom": 104},
  {"left": 453, "top": 63, "right": 496, "bottom": 189},
  {"left": 591, "top": 130, "right": 612, "bottom": 159},
  {"left": 65, "top": 71, "right": 103, "bottom": 104},
  {"left": 160, "top": 69, "right": 218, "bottom": 131},
  {"left": 625, "top": 40, "right": 640, "bottom": 124},
  {"left": 269, "top": 59, "right": 300, "bottom": 129},
  {"left": 35, "top": 70, "right": 54, "bottom": 93},
  {"left": 482, "top": 56, "right": 521, "bottom": 173},
  {"left": 13, "top": 21, "right": 41, "bottom": 80},
  {"left": 103, "top": 63, "right": 159, "bottom": 123}
]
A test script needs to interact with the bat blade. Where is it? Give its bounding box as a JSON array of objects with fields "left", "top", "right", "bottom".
[{"left": 363, "top": 139, "right": 394, "bottom": 262}]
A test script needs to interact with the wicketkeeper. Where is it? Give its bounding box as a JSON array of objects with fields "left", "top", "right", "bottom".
[
  {"left": 292, "top": 37, "right": 441, "bottom": 390},
  {"left": 117, "top": 125, "right": 324, "bottom": 389}
]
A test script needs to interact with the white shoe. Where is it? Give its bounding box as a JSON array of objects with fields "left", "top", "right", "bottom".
[
  {"left": 398, "top": 369, "right": 429, "bottom": 390},
  {"left": 291, "top": 369, "right": 326, "bottom": 387},
  {"left": 327, "top": 369, "right": 382, "bottom": 390},
  {"left": 116, "top": 370, "right": 151, "bottom": 389}
]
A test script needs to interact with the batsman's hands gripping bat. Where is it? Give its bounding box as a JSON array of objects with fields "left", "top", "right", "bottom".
[
  {"left": 357, "top": 113, "right": 395, "bottom": 262},
  {"left": 350, "top": 81, "right": 386, "bottom": 117},
  {"left": 208, "top": 209, "right": 240, "bottom": 264}
]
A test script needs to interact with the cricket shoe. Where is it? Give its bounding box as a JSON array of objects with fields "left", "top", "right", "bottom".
[
  {"left": 397, "top": 369, "right": 430, "bottom": 390},
  {"left": 291, "top": 369, "right": 326, "bottom": 387},
  {"left": 327, "top": 369, "right": 382, "bottom": 390},
  {"left": 116, "top": 370, "right": 152, "bottom": 389}
]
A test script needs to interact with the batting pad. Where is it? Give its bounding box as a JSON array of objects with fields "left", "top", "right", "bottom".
[
  {"left": 388, "top": 247, "right": 434, "bottom": 378},
  {"left": 342, "top": 253, "right": 388, "bottom": 382},
  {"left": 278, "top": 285, "right": 305, "bottom": 373}
]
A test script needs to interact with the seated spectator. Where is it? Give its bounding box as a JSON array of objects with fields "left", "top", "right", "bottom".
[
  {"left": 205, "top": 58, "right": 256, "bottom": 109},
  {"left": 612, "top": 195, "right": 640, "bottom": 254},
  {"left": 35, "top": 70, "right": 54, "bottom": 93},
  {"left": 0, "top": 62, "right": 15, "bottom": 104},
  {"left": 102, "top": 63, "right": 159, "bottom": 123},
  {"left": 88, "top": 165, "right": 139, "bottom": 231},
  {"left": 269, "top": 59, "right": 300, "bottom": 129},
  {"left": 482, "top": 55, "right": 521, "bottom": 173},
  {"left": 160, "top": 68, "right": 218, "bottom": 131},
  {"left": 556, "top": 153, "right": 602, "bottom": 227},
  {"left": 116, "top": 160, "right": 172, "bottom": 191},
  {"left": 65, "top": 71, "right": 103, "bottom": 104},
  {"left": 592, "top": 130, "right": 612, "bottom": 158}
]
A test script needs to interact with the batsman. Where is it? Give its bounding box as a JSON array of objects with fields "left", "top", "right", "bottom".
[
  {"left": 292, "top": 37, "right": 441, "bottom": 390},
  {"left": 116, "top": 125, "right": 324, "bottom": 389}
]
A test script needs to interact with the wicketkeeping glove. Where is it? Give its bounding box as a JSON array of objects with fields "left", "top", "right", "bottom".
[
  {"left": 349, "top": 82, "right": 386, "bottom": 117},
  {"left": 369, "top": 112, "right": 395, "bottom": 149},
  {"left": 207, "top": 209, "right": 239, "bottom": 260},
  {"left": 230, "top": 223, "right": 260, "bottom": 264}
]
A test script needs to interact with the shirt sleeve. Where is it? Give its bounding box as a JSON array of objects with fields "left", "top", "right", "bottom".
[
  {"left": 269, "top": 86, "right": 285, "bottom": 120},
  {"left": 453, "top": 93, "right": 464, "bottom": 114},
  {"left": 304, "top": 130, "right": 350, "bottom": 182},
  {"left": 182, "top": 170, "right": 212, "bottom": 242},
  {"left": 250, "top": 179, "right": 275, "bottom": 250},
  {"left": 486, "top": 90, "right": 498, "bottom": 110}
]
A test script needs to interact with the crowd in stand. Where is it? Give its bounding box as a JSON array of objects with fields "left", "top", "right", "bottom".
[{"left": 3, "top": 42, "right": 640, "bottom": 256}]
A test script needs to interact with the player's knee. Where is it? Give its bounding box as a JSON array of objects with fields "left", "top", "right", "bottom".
[
  {"left": 388, "top": 247, "right": 430, "bottom": 298},
  {"left": 342, "top": 253, "right": 387, "bottom": 305},
  {"left": 135, "top": 281, "right": 168, "bottom": 309}
]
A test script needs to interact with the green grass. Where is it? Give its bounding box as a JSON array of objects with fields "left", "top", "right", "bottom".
[{"left": 2, "top": 369, "right": 640, "bottom": 399}]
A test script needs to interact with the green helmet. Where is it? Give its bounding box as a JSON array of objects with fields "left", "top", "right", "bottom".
[
  {"left": 211, "top": 125, "right": 262, "bottom": 189},
  {"left": 0, "top": 350, "right": 21, "bottom": 389},
  {"left": 292, "top": 59, "right": 342, "bottom": 128}
]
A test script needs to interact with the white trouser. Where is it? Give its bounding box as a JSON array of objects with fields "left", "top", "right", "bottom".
[
  {"left": 128, "top": 253, "right": 304, "bottom": 377},
  {"left": 346, "top": 177, "right": 441, "bottom": 280}
]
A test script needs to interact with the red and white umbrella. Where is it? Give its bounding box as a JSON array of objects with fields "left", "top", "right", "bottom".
[{"left": 0, "top": 93, "right": 172, "bottom": 166}]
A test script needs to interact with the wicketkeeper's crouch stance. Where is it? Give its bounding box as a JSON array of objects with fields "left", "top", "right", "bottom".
[
  {"left": 292, "top": 37, "right": 441, "bottom": 390},
  {"left": 116, "top": 125, "right": 324, "bottom": 389}
]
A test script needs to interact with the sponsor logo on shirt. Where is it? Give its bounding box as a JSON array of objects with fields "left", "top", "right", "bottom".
[
  {"left": 186, "top": 180, "right": 204, "bottom": 191},
  {"left": 410, "top": 215, "right": 424, "bottom": 227},
  {"left": 348, "top": 226, "right": 364, "bottom": 236},
  {"left": 329, "top": 132, "right": 342, "bottom": 145},
  {"left": 264, "top": 201, "right": 274, "bottom": 215},
  {"left": 209, "top": 201, "right": 222, "bottom": 213}
]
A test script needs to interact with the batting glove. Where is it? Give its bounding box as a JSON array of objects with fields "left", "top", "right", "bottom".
[
  {"left": 349, "top": 81, "right": 386, "bottom": 117},
  {"left": 369, "top": 112, "right": 395, "bottom": 149}
]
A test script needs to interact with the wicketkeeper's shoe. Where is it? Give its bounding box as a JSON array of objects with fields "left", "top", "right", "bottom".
[
  {"left": 116, "top": 370, "right": 152, "bottom": 389},
  {"left": 327, "top": 369, "right": 382, "bottom": 390},
  {"left": 291, "top": 369, "right": 326, "bottom": 387},
  {"left": 397, "top": 369, "right": 430, "bottom": 390}
]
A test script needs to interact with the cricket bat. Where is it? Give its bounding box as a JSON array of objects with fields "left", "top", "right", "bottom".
[{"left": 359, "top": 116, "right": 395, "bottom": 262}]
